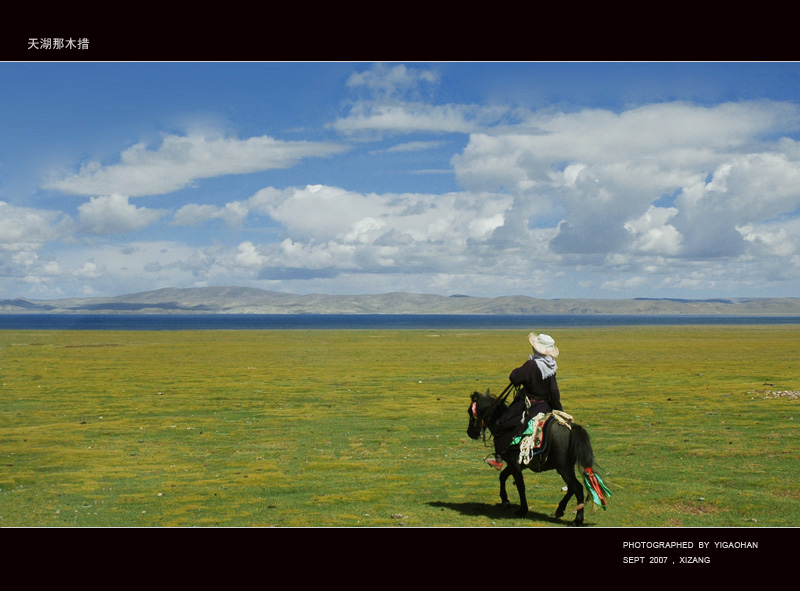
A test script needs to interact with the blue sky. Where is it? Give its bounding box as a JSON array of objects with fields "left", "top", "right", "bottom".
[{"left": 2, "top": 61, "right": 800, "bottom": 300}]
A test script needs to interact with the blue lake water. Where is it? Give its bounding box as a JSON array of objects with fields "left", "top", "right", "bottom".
[{"left": 1, "top": 313, "right": 798, "bottom": 331}]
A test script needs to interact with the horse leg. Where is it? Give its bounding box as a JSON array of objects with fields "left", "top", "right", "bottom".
[
  {"left": 498, "top": 464, "right": 528, "bottom": 515},
  {"left": 556, "top": 466, "right": 586, "bottom": 526},
  {"left": 554, "top": 479, "right": 574, "bottom": 520},
  {"left": 509, "top": 465, "right": 528, "bottom": 516},
  {"left": 498, "top": 465, "right": 512, "bottom": 508}
]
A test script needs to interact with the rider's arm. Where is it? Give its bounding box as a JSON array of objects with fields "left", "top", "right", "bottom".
[{"left": 509, "top": 359, "right": 533, "bottom": 386}]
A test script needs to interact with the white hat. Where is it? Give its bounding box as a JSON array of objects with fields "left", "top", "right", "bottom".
[{"left": 528, "top": 333, "right": 559, "bottom": 358}]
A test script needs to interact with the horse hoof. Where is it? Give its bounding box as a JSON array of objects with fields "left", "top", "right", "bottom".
[{"left": 554, "top": 509, "right": 565, "bottom": 519}]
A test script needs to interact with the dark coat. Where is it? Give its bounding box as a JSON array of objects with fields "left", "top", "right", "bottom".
[
  {"left": 493, "top": 357, "right": 562, "bottom": 454},
  {"left": 509, "top": 357, "right": 562, "bottom": 412}
]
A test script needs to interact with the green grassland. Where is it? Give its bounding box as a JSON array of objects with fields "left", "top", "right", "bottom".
[{"left": 0, "top": 325, "right": 797, "bottom": 527}]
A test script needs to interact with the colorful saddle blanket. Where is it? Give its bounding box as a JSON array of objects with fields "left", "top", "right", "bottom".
[
  {"left": 511, "top": 413, "right": 548, "bottom": 448},
  {"left": 512, "top": 410, "right": 574, "bottom": 466}
]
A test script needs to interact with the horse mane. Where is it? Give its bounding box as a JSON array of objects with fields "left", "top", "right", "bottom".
[{"left": 472, "top": 389, "right": 508, "bottom": 417}]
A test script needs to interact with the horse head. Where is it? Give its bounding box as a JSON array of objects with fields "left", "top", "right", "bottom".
[{"left": 467, "top": 389, "right": 495, "bottom": 440}]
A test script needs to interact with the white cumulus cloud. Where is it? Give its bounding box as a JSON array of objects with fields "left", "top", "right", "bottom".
[
  {"left": 44, "top": 133, "right": 348, "bottom": 197},
  {"left": 0, "top": 201, "right": 72, "bottom": 251},
  {"left": 77, "top": 194, "right": 165, "bottom": 235},
  {"left": 452, "top": 100, "right": 800, "bottom": 263},
  {"left": 235, "top": 184, "right": 515, "bottom": 280}
]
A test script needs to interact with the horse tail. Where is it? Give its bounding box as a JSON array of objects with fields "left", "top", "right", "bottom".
[
  {"left": 569, "top": 423, "right": 594, "bottom": 471},
  {"left": 570, "top": 423, "right": 612, "bottom": 510}
]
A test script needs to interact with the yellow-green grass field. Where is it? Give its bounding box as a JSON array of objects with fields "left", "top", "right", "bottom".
[{"left": 0, "top": 325, "right": 797, "bottom": 527}]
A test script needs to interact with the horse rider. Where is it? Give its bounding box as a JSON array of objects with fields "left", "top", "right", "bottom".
[{"left": 485, "top": 332, "right": 563, "bottom": 470}]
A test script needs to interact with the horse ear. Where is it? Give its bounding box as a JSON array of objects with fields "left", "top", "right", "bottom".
[
  {"left": 471, "top": 391, "right": 480, "bottom": 401},
  {"left": 484, "top": 389, "right": 491, "bottom": 396}
]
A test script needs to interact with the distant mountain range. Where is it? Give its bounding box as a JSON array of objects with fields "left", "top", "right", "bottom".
[{"left": 2, "top": 286, "right": 799, "bottom": 315}]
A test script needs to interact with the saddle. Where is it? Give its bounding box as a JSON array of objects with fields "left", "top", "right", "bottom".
[{"left": 512, "top": 410, "right": 574, "bottom": 467}]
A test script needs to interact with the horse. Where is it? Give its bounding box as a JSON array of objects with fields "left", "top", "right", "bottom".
[{"left": 467, "top": 388, "right": 605, "bottom": 526}]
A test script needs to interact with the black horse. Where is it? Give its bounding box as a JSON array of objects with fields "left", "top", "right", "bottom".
[{"left": 467, "top": 389, "right": 605, "bottom": 526}]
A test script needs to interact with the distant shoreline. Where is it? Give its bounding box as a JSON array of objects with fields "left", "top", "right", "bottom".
[
  {"left": 2, "top": 312, "right": 799, "bottom": 331},
  {"left": 3, "top": 286, "right": 800, "bottom": 317}
]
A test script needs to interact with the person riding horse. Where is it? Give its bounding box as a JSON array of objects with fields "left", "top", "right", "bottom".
[{"left": 485, "top": 332, "right": 563, "bottom": 470}]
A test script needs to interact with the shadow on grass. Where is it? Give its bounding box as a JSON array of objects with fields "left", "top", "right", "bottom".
[{"left": 427, "top": 501, "right": 567, "bottom": 525}]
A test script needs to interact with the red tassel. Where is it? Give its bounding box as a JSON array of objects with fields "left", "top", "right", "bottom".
[{"left": 584, "top": 467, "right": 608, "bottom": 506}]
